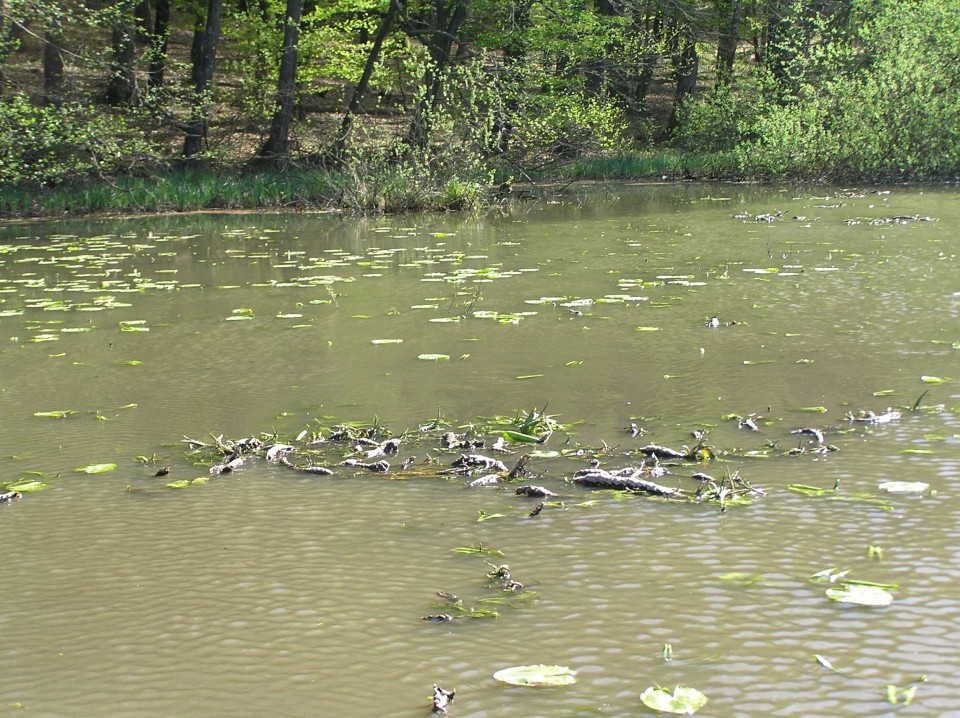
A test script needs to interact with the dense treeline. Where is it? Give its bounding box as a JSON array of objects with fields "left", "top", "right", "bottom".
[{"left": 1, "top": 0, "right": 959, "bottom": 211}]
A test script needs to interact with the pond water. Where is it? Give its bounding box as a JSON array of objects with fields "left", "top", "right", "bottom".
[{"left": 1, "top": 184, "right": 959, "bottom": 717}]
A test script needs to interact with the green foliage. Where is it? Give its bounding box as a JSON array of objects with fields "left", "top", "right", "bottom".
[
  {"left": 683, "top": 0, "right": 960, "bottom": 181},
  {"left": 0, "top": 94, "right": 161, "bottom": 187}
]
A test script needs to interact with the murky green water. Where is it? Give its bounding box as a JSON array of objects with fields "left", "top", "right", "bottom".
[{"left": 1, "top": 184, "right": 959, "bottom": 717}]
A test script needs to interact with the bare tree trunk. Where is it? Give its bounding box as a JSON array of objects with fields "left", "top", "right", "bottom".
[
  {"left": 147, "top": 0, "right": 170, "bottom": 89},
  {"left": 106, "top": 17, "right": 139, "bottom": 104},
  {"left": 401, "top": 0, "right": 469, "bottom": 150},
  {"left": 258, "top": 0, "right": 304, "bottom": 161},
  {"left": 333, "top": 0, "right": 397, "bottom": 158},
  {"left": 183, "top": 0, "right": 224, "bottom": 157},
  {"left": 714, "top": 0, "right": 743, "bottom": 86},
  {"left": 43, "top": 18, "right": 65, "bottom": 107},
  {"left": 667, "top": 25, "right": 698, "bottom": 135}
]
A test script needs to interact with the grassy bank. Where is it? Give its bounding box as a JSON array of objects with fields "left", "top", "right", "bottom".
[{"left": 0, "top": 151, "right": 715, "bottom": 220}]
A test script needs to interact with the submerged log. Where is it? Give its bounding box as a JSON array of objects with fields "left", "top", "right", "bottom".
[
  {"left": 452, "top": 454, "right": 508, "bottom": 472},
  {"left": 0, "top": 491, "right": 22, "bottom": 503},
  {"left": 339, "top": 458, "right": 390, "bottom": 472},
  {"left": 467, "top": 474, "right": 502, "bottom": 487},
  {"left": 278, "top": 457, "right": 333, "bottom": 475},
  {"left": 572, "top": 467, "right": 684, "bottom": 497},
  {"left": 846, "top": 409, "right": 901, "bottom": 424},
  {"left": 265, "top": 444, "right": 295, "bottom": 462},
  {"left": 791, "top": 427, "right": 825, "bottom": 443},
  {"left": 515, "top": 485, "right": 555, "bottom": 498}
]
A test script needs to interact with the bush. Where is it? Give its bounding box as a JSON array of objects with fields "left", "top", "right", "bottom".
[{"left": 0, "top": 94, "right": 161, "bottom": 187}]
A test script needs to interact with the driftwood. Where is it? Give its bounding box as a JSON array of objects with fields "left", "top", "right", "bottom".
[
  {"left": 452, "top": 454, "right": 508, "bottom": 472},
  {"left": 846, "top": 409, "right": 901, "bottom": 424},
  {"left": 515, "top": 485, "right": 555, "bottom": 498},
  {"left": 0, "top": 491, "right": 22, "bottom": 503},
  {"left": 572, "top": 467, "right": 684, "bottom": 497},
  {"left": 278, "top": 457, "right": 333, "bottom": 475},
  {"left": 339, "top": 458, "right": 390, "bottom": 472},
  {"left": 209, "top": 456, "right": 244, "bottom": 475},
  {"left": 792, "top": 427, "right": 825, "bottom": 443},
  {"left": 431, "top": 684, "right": 455, "bottom": 714}
]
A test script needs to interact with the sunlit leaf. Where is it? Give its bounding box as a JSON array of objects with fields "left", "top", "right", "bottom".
[
  {"left": 516, "top": 374, "right": 543, "bottom": 380},
  {"left": 798, "top": 406, "right": 828, "bottom": 413},
  {"left": 825, "top": 583, "right": 893, "bottom": 606},
  {"left": 450, "top": 544, "right": 505, "bottom": 557},
  {"left": 493, "top": 665, "right": 577, "bottom": 687},
  {"left": 477, "top": 510, "right": 505, "bottom": 522},
  {"left": 4, "top": 479, "right": 47, "bottom": 492},
  {"left": 371, "top": 339, "right": 404, "bottom": 345},
  {"left": 34, "top": 410, "right": 77, "bottom": 418},
  {"left": 718, "top": 572, "right": 764, "bottom": 586},
  {"left": 418, "top": 353, "right": 450, "bottom": 361},
  {"left": 75, "top": 463, "right": 117, "bottom": 474},
  {"left": 639, "top": 685, "right": 709, "bottom": 714},
  {"left": 878, "top": 481, "right": 930, "bottom": 494}
]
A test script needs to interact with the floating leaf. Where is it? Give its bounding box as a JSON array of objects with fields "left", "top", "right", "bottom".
[
  {"left": 493, "top": 665, "right": 577, "bottom": 687},
  {"left": 34, "top": 410, "right": 77, "bottom": 418},
  {"left": 635, "top": 326, "right": 662, "bottom": 332},
  {"left": 121, "top": 360, "right": 142, "bottom": 366},
  {"left": 477, "top": 510, "right": 505, "bottom": 522},
  {"left": 4, "top": 479, "right": 47, "bottom": 492},
  {"left": 813, "top": 654, "right": 843, "bottom": 673},
  {"left": 418, "top": 353, "right": 450, "bottom": 361},
  {"left": 371, "top": 339, "right": 404, "bottom": 345},
  {"left": 515, "top": 374, "right": 544, "bottom": 380},
  {"left": 718, "top": 572, "right": 764, "bottom": 586},
  {"left": 450, "top": 544, "right": 505, "bottom": 557},
  {"left": 825, "top": 583, "right": 894, "bottom": 606},
  {"left": 498, "top": 430, "right": 540, "bottom": 443},
  {"left": 166, "top": 477, "right": 210, "bottom": 489},
  {"left": 640, "top": 685, "right": 709, "bottom": 715},
  {"left": 878, "top": 481, "right": 930, "bottom": 494},
  {"left": 75, "top": 463, "right": 117, "bottom": 474},
  {"left": 921, "top": 375, "right": 952, "bottom": 384},
  {"left": 797, "top": 406, "right": 828, "bottom": 413}
]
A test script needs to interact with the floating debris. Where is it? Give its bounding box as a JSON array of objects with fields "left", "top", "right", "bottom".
[
  {"left": 431, "top": 685, "right": 455, "bottom": 714},
  {"left": 339, "top": 458, "right": 390, "bottom": 472},
  {"left": 0, "top": 491, "right": 23, "bottom": 503},
  {"left": 791, "top": 427, "right": 825, "bottom": 443},
  {"left": 572, "top": 467, "right": 683, "bottom": 497},
  {"left": 845, "top": 409, "right": 901, "bottom": 424},
  {"left": 452, "top": 454, "right": 508, "bottom": 472},
  {"left": 515, "top": 485, "right": 555, "bottom": 498}
]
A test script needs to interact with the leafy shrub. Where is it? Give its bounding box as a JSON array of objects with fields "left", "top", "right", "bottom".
[{"left": 0, "top": 94, "right": 161, "bottom": 187}]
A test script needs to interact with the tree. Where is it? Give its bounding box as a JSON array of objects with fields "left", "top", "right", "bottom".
[
  {"left": 396, "top": 0, "right": 470, "bottom": 150},
  {"left": 334, "top": 0, "right": 398, "bottom": 159},
  {"left": 43, "top": 14, "right": 65, "bottom": 106},
  {"left": 106, "top": 6, "right": 139, "bottom": 104},
  {"left": 714, "top": 0, "right": 742, "bottom": 85},
  {"left": 258, "top": 0, "right": 305, "bottom": 160},
  {"left": 183, "top": 0, "right": 224, "bottom": 157},
  {"left": 147, "top": 0, "right": 171, "bottom": 89}
]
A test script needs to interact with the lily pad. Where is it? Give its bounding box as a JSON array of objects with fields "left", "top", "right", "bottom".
[
  {"left": 878, "top": 481, "right": 930, "bottom": 494},
  {"left": 825, "top": 583, "right": 894, "bottom": 606},
  {"left": 418, "top": 353, "right": 450, "bottom": 361},
  {"left": 493, "top": 664, "right": 577, "bottom": 687},
  {"left": 75, "top": 463, "right": 117, "bottom": 474},
  {"left": 34, "top": 410, "right": 77, "bottom": 418},
  {"left": 640, "top": 685, "right": 709, "bottom": 715}
]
